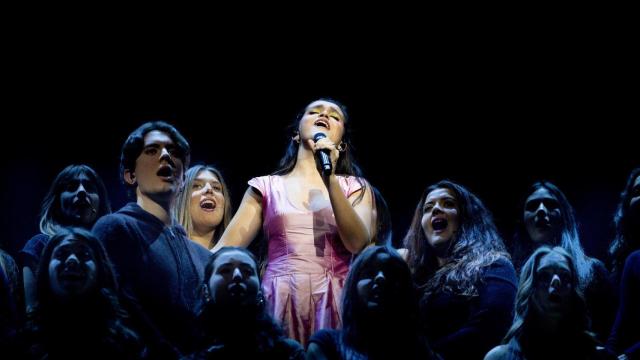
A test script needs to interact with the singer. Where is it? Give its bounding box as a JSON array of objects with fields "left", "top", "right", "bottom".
[
  {"left": 19, "top": 164, "right": 111, "bottom": 312},
  {"left": 212, "top": 98, "right": 375, "bottom": 346}
]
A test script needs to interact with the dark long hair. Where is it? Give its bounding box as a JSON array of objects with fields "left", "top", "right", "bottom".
[
  {"left": 609, "top": 168, "right": 640, "bottom": 274},
  {"left": 272, "top": 97, "right": 368, "bottom": 206},
  {"left": 199, "top": 247, "right": 286, "bottom": 353},
  {"left": 341, "top": 246, "right": 420, "bottom": 353},
  {"left": 513, "top": 181, "right": 595, "bottom": 290},
  {"left": 39, "top": 164, "right": 111, "bottom": 236},
  {"left": 504, "top": 246, "right": 590, "bottom": 345},
  {"left": 403, "top": 180, "right": 509, "bottom": 298},
  {"left": 371, "top": 185, "right": 393, "bottom": 246},
  {"left": 28, "top": 227, "right": 140, "bottom": 356},
  {"left": 35, "top": 228, "right": 118, "bottom": 303}
]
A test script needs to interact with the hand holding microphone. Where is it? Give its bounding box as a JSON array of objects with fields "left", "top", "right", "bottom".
[{"left": 311, "top": 133, "right": 335, "bottom": 177}]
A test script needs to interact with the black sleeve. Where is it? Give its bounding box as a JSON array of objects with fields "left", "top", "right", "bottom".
[
  {"left": 18, "top": 234, "right": 50, "bottom": 272},
  {"left": 607, "top": 250, "right": 640, "bottom": 357},
  {"left": 93, "top": 215, "right": 140, "bottom": 293},
  {"left": 93, "top": 216, "right": 180, "bottom": 359},
  {"left": 433, "top": 259, "right": 518, "bottom": 360},
  {"left": 308, "top": 329, "right": 341, "bottom": 360},
  {"left": 584, "top": 259, "right": 616, "bottom": 343},
  {"left": 1, "top": 255, "right": 18, "bottom": 342},
  {"left": 279, "top": 338, "right": 306, "bottom": 360}
]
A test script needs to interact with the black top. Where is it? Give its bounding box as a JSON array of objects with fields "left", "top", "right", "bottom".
[
  {"left": 19, "top": 233, "right": 51, "bottom": 271},
  {"left": 93, "top": 203, "right": 211, "bottom": 356},
  {"left": 489, "top": 336, "right": 614, "bottom": 360},
  {"left": 1, "top": 250, "right": 20, "bottom": 348},
  {"left": 309, "top": 329, "right": 364, "bottom": 360},
  {"left": 310, "top": 328, "right": 436, "bottom": 359},
  {"left": 583, "top": 259, "right": 616, "bottom": 343},
  {"left": 607, "top": 250, "right": 640, "bottom": 357},
  {"left": 420, "top": 258, "right": 517, "bottom": 359},
  {"left": 182, "top": 338, "right": 304, "bottom": 360}
]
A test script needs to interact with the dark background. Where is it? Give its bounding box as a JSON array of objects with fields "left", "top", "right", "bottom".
[{"left": 1, "top": 41, "right": 636, "bottom": 267}]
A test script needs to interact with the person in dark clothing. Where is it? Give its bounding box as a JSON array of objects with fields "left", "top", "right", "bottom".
[
  {"left": 607, "top": 249, "right": 640, "bottom": 359},
  {"left": 1, "top": 249, "right": 21, "bottom": 351},
  {"left": 22, "top": 227, "right": 143, "bottom": 359},
  {"left": 403, "top": 180, "right": 517, "bottom": 359},
  {"left": 92, "top": 121, "right": 211, "bottom": 358},
  {"left": 485, "top": 246, "right": 614, "bottom": 360},
  {"left": 183, "top": 246, "right": 304, "bottom": 360},
  {"left": 511, "top": 181, "right": 615, "bottom": 342},
  {"left": 20, "top": 164, "right": 111, "bottom": 312},
  {"left": 609, "top": 168, "right": 640, "bottom": 292},
  {"left": 307, "top": 245, "right": 435, "bottom": 360}
]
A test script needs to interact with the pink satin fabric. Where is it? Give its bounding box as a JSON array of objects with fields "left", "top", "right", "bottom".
[{"left": 248, "top": 175, "right": 362, "bottom": 347}]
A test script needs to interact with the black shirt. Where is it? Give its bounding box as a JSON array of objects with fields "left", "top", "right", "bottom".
[
  {"left": 420, "top": 258, "right": 517, "bottom": 359},
  {"left": 93, "top": 203, "right": 211, "bottom": 356}
]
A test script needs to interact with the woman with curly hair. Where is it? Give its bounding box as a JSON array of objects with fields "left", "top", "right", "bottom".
[{"left": 403, "top": 180, "right": 517, "bottom": 359}]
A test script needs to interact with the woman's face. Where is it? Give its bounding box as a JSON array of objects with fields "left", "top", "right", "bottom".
[
  {"left": 356, "top": 252, "right": 405, "bottom": 312},
  {"left": 189, "top": 169, "right": 225, "bottom": 233},
  {"left": 524, "top": 187, "right": 563, "bottom": 244},
  {"left": 48, "top": 237, "right": 98, "bottom": 301},
  {"left": 421, "top": 188, "right": 460, "bottom": 251},
  {"left": 297, "top": 100, "right": 346, "bottom": 145},
  {"left": 208, "top": 250, "right": 259, "bottom": 307},
  {"left": 532, "top": 252, "right": 573, "bottom": 318},
  {"left": 59, "top": 172, "right": 100, "bottom": 227}
]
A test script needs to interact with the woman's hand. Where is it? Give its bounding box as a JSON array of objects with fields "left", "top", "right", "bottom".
[{"left": 307, "top": 137, "right": 339, "bottom": 175}]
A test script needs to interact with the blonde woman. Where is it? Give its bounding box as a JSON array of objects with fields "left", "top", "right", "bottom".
[{"left": 175, "top": 164, "right": 232, "bottom": 249}]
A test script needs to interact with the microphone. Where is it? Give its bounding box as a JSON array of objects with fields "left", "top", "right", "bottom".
[{"left": 313, "top": 133, "right": 332, "bottom": 176}]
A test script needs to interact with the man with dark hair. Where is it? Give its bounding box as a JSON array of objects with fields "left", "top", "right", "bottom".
[{"left": 93, "top": 121, "right": 210, "bottom": 358}]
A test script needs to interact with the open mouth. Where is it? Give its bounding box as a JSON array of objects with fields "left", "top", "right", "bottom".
[
  {"left": 548, "top": 292, "right": 562, "bottom": 304},
  {"left": 314, "top": 119, "right": 330, "bottom": 129},
  {"left": 200, "top": 199, "right": 216, "bottom": 211},
  {"left": 535, "top": 217, "right": 550, "bottom": 228},
  {"left": 72, "top": 198, "right": 93, "bottom": 210},
  {"left": 371, "top": 287, "right": 383, "bottom": 300},
  {"left": 60, "top": 271, "right": 85, "bottom": 281},
  {"left": 432, "top": 218, "right": 448, "bottom": 231},
  {"left": 227, "top": 283, "right": 247, "bottom": 297},
  {"left": 157, "top": 165, "right": 174, "bottom": 178}
]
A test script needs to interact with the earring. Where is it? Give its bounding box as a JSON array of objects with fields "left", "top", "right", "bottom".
[
  {"left": 337, "top": 142, "right": 347, "bottom": 152},
  {"left": 202, "top": 284, "right": 212, "bottom": 303},
  {"left": 256, "top": 292, "right": 266, "bottom": 307},
  {"left": 292, "top": 131, "right": 301, "bottom": 144}
]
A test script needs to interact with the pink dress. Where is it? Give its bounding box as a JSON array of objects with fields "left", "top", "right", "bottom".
[{"left": 248, "top": 175, "right": 363, "bottom": 347}]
